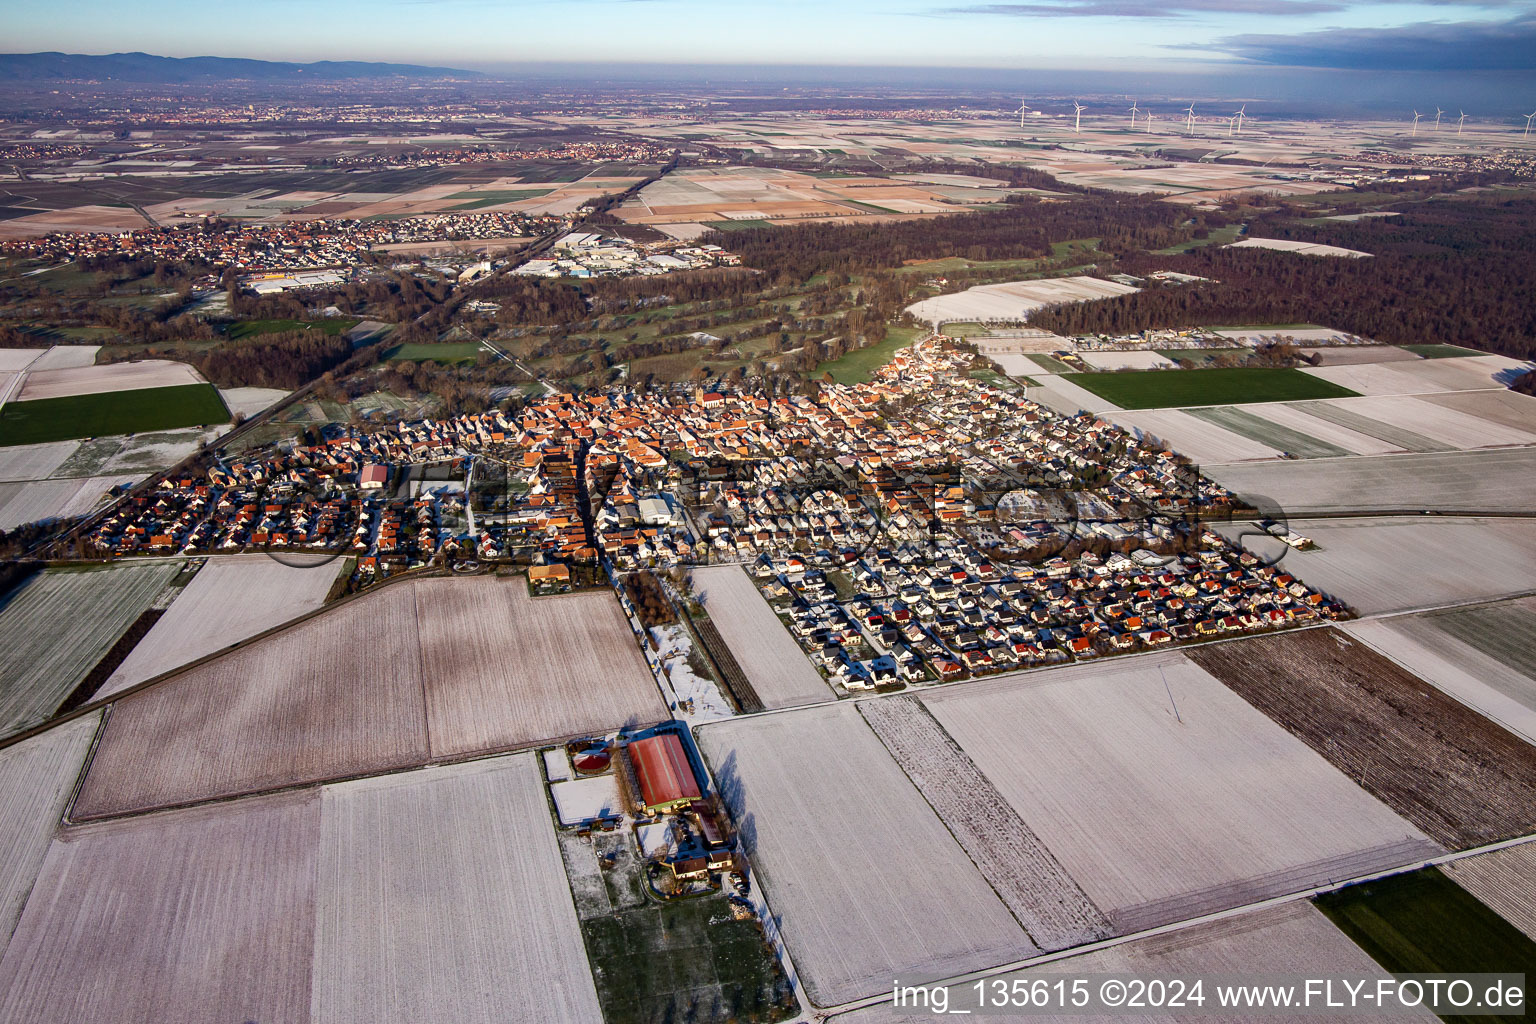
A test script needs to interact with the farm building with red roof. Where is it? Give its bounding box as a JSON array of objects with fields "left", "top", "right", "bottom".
[{"left": 628, "top": 733, "right": 702, "bottom": 814}]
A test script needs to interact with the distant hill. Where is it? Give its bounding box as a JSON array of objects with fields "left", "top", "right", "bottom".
[{"left": 0, "top": 52, "right": 482, "bottom": 83}]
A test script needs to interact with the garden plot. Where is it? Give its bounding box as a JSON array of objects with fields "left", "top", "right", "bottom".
[
  {"left": 97, "top": 554, "right": 346, "bottom": 699},
  {"left": 0, "top": 713, "right": 99, "bottom": 958},
  {"left": 1216, "top": 517, "right": 1536, "bottom": 614},
  {"left": 0, "top": 440, "right": 77, "bottom": 482},
  {"left": 1075, "top": 350, "right": 1176, "bottom": 371},
  {"left": 0, "top": 790, "right": 319, "bottom": 1024},
  {"left": 1344, "top": 614, "right": 1536, "bottom": 747},
  {"left": 921, "top": 653, "right": 1436, "bottom": 935},
  {"left": 1237, "top": 402, "right": 1405, "bottom": 456},
  {"left": 311, "top": 754, "right": 603, "bottom": 1024},
  {"left": 1443, "top": 844, "right": 1536, "bottom": 942},
  {"left": 15, "top": 360, "right": 204, "bottom": 401},
  {"left": 1189, "top": 628, "right": 1536, "bottom": 850},
  {"left": 1418, "top": 389, "right": 1536, "bottom": 435},
  {"left": 1185, "top": 406, "right": 1352, "bottom": 459},
  {"left": 416, "top": 578, "right": 664, "bottom": 758},
  {"left": 859, "top": 697, "right": 1112, "bottom": 950},
  {"left": 1021, "top": 373, "right": 1121, "bottom": 416},
  {"left": 1327, "top": 395, "right": 1536, "bottom": 450},
  {"left": 72, "top": 584, "right": 430, "bottom": 819},
  {"left": 0, "top": 562, "right": 178, "bottom": 736},
  {"left": 690, "top": 565, "right": 836, "bottom": 709},
  {"left": 1111, "top": 409, "right": 1281, "bottom": 463},
  {"left": 697, "top": 703, "right": 1035, "bottom": 1007},
  {"left": 837, "top": 901, "right": 1432, "bottom": 1023}
]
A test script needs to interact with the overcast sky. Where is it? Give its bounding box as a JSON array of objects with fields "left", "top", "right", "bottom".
[{"left": 7, "top": 0, "right": 1535, "bottom": 78}]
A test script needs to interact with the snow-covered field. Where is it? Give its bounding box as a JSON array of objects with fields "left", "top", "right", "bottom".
[
  {"left": 1111, "top": 408, "right": 1282, "bottom": 463},
  {"left": 1300, "top": 355, "right": 1533, "bottom": 397},
  {"left": 0, "top": 474, "right": 135, "bottom": 529},
  {"left": 906, "top": 276, "right": 1138, "bottom": 327},
  {"left": 650, "top": 623, "right": 732, "bottom": 721},
  {"left": 15, "top": 359, "right": 204, "bottom": 401},
  {"left": 0, "top": 563, "right": 178, "bottom": 736},
  {"left": 1228, "top": 236, "right": 1371, "bottom": 258},
  {"left": 1020, "top": 373, "right": 1121, "bottom": 415},
  {"left": 1217, "top": 517, "right": 1536, "bottom": 614},
  {"left": 550, "top": 774, "right": 623, "bottom": 825},
  {"left": 311, "top": 754, "right": 603, "bottom": 1024},
  {"left": 97, "top": 554, "right": 345, "bottom": 698},
  {"left": 922, "top": 653, "right": 1440, "bottom": 934},
  {"left": 1443, "top": 844, "right": 1536, "bottom": 942},
  {"left": 697, "top": 703, "right": 1036, "bottom": 1006},
  {"left": 691, "top": 565, "right": 835, "bottom": 709},
  {"left": 218, "top": 386, "right": 288, "bottom": 420},
  {"left": 0, "top": 441, "right": 77, "bottom": 482},
  {"left": 0, "top": 714, "right": 99, "bottom": 961},
  {"left": 1076, "top": 350, "right": 1176, "bottom": 371},
  {"left": 1326, "top": 395, "right": 1536, "bottom": 449}
]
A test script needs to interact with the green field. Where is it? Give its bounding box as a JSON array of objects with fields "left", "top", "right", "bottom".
[
  {"left": 816, "top": 326, "right": 924, "bottom": 384},
  {"left": 445, "top": 189, "right": 556, "bottom": 210},
  {"left": 382, "top": 341, "right": 485, "bottom": 364},
  {"left": 1062, "top": 367, "right": 1359, "bottom": 409},
  {"left": 1155, "top": 348, "right": 1251, "bottom": 367},
  {"left": 1316, "top": 868, "right": 1536, "bottom": 1023},
  {"left": 705, "top": 219, "right": 775, "bottom": 232},
  {"left": 1153, "top": 224, "right": 1245, "bottom": 255},
  {"left": 222, "top": 318, "right": 358, "bottom": 341},
  {"left": 0, "top": 384, "right": 230, "bottom": 445},
  {"left": 941, "top": 322, "right": 992, "bottom": 336},
  {"left": 1402, "top": 343, "right": 1482, "bottom": 359}
]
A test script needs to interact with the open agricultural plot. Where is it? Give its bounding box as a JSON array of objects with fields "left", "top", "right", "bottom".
[
  {"left": 920, "top": 653, "right": 1437, "bottom": 935},
  {"left": 0, "top": 790, "right": 319, "bottom": 1024},
  {"left": 1343, "top": 601, "right": 1536, "bottom": 746},
  {"left": 1216, "top": 517, "right": 1536, "bottom": 615},
  {"left": 218, "top": 386, "right": 288, "bottom": 420},
  {"left": 697, "top": 703, "right": 1035, "bottom": 1007},
  {"left": 1419, "top": 389, "right": 1536, "bottom": 434},
  {"left": 1309, "top": 395, "right": 1536, "bottom": 450},
  {"left": 0, "top": 441, "right": 77, "bottom": 482},
  {"left": 1228, "top": 236, "right": 1371, "bottom": 258},
  {"left": 312, "top": 753, "right": 603, "bottom": 1024},
  {"left": 1300, "top": 354, "right": 1533, "bottom": 397},
  {"left": 1442, "top": 844, "right": 1536, "bottom": 942},
  {"left": 73, "top": 576, "right": 664, "bottom": 818},
  {"left": 1112, "top": 408, "right": 1282, "bottom": 463},
  {"left": 858, "top": 696, "right": 1112, "bottom": 950},
  {"left": 1062, "top": 367, "right": 1358, "bottom": 410},
  {"left": 0, "top": 713, "right": 99, "bottom": 958},
  {"left": 415, "top": 578, "right": 664, "bottom": 757},
  {"left": 1316, "top": 868, "right": 1536, "bottom": 983},
  {"left": 0, "top": 563, "right": 178, "bottom": 736},
  {"left": 72, "top": 583, "right": 431, "bottom": 819},
  {"left": 1075, "top": 350, "right": 1176, "bottom": 371},
  {"left": 1016, "top": 373, "right": 1120, "bottom": 416},
  {"left": 0, "top": 473, "right": 138, "bottom": 530},
  {"left": 837, "top": 901, "right": 1429, "bottom": 1023},
  {"left": 1229, "top": 402, "right": 1406, "bottom": 456},
  {"left": 905, "top": 276, "right": 1137, "bottom": 328},
  {"left": 0, "top": 383, "right": 230, "bottom": 445},
  {"left": 1206, "top": 448, "right": 1536, "bottom": 515},
  {"left": 1184, "top": 406, "right": 1354, "bottom": 459},
  {"left": 1188, "top": 628, "right": 1536, "bottom": 850},
  {"left": 690, "top": 566, "right": 836, "bottom": 709},
  {"left": 96, "top": 554, "right": 346, "bottom": 699},
  {"left": 15, "top": 360, "right": 203, "bottom": 401},
  {"left": 1300, "top": 345, "right": 1419, "bottom": 365}
]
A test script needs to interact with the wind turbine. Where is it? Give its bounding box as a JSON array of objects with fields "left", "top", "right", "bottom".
[
  {"left": 1183, "top": 103, "right": 1196, "bottom": 135},
  {"left": 1434, "top": 106, "right": 1444, "bottom": 130},
  {"left": 1410, "top": 111, "right": 1422, "bottom": 137},
  {"left": 1227, "top": 114, "right": 1238, "bottom": 136},
  {"left": 1233, "top": 104, "right": 1246, "bottom": 133},
  {"left": 1457, "top": 110, "right": 1467, "bottom": 136},
  {"left": 1016, "top": 99, "right": 1029, "bottom": 128},
  {"left": 1526, "top": 111, "right": 1536, "bottom": 138},
  {"left": 1072, "top": 99, "right": 1085, "bottom": 133},
  {"left": 1128, "top": 98, "right": 1139, "bottom": 128},
  {"left": 1146, "top": 111, "right": 1155, "bottom": 133}
]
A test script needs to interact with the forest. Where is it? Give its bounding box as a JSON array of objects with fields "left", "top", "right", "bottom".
[{"left": 1031, "top": 197, "right": 1536, "bottom": 360}]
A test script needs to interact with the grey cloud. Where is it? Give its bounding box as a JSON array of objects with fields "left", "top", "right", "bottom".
[{"left": 1211, "top": 12, "right": 1536, "bottom": 69}]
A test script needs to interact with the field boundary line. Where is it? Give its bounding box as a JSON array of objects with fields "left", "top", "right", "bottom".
[{"left": 818, "top": 831, "right": 1536, "bottom": 1019}]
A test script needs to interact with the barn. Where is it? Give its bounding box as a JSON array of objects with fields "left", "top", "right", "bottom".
[{"left": 628, "top": 733, "right": 702, "bottom": 815}]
